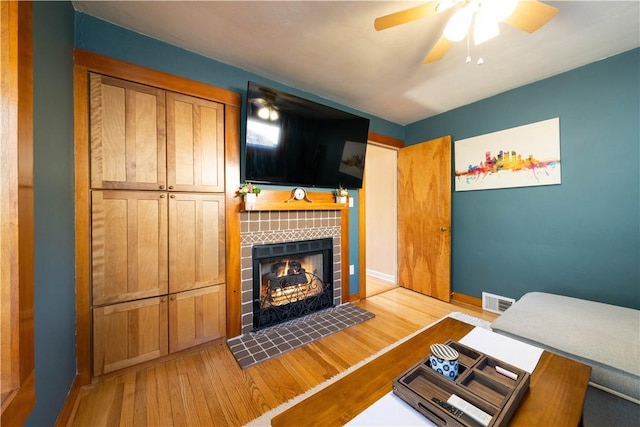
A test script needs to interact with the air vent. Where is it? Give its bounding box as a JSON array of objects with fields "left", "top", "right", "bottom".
[{"left": 482, "top": 292, "right": 516, "bottom": 314}]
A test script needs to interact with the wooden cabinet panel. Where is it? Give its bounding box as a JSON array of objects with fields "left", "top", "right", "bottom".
[
  {"left": 90, "top": 73, "right": 166, "bottom": 190},
  {"left": 166, "top": 92, "right": 224, "bottom": 192},
  {"left": 93, "top": 297, "right": 168, "bottom": 376},
  {"left": 168, "top": 193, "right": 225, "bottom": 293},
  {"left": 92, "top": 191, "right": 168, "bottom": 305},
  {"left": 169, "top": 285, "right": 225, "bottom": 352}
]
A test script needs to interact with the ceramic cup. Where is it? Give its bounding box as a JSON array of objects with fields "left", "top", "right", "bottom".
[{"left": 429, "top": 343, "right": 459, "bottom": 380}]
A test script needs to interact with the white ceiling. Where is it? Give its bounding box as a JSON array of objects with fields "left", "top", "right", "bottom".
[{"left": 72, "top": 1, "right": 640, "bottom": 125}]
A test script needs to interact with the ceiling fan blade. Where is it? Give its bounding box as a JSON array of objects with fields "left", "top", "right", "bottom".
[
  {"left": 423, "top": 36, "right": 453, "bottom": 63},
  {"left": 374, "top": 2, "right": 440, "bottom": 31},
  {"left": 504, "top": 0, "right": 559, "bottom": 33}
]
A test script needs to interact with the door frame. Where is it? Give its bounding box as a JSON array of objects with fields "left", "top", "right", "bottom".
[
  {"left": 1, "top": 2, "right": 36, "bottom": 425},
  {"left": 358, "top": 133, "right": 404, "bottom": 300}
]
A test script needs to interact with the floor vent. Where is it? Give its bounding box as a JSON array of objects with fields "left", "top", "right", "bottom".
[{"left": 482, "top": 292, "right": 515, "bottom": 314}]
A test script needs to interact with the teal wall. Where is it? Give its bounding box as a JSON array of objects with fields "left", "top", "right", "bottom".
[
  {"left": 406, "top": 48, "right": 640, "bottom": 309},
  {"left": 27, "top": 2, "right": 76, "bottom": 426}
]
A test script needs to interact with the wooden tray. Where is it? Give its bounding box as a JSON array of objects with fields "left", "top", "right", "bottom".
[{"left": 392, "top": 340, "right": 530, "bottom": 427}]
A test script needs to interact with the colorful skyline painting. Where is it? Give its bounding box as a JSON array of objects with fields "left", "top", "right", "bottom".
[{"left": 454, "top": 118, "right": 561, "bottom": 191}]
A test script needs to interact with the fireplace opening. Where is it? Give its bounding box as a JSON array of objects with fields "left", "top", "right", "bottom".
[{"left": 252, "top": 238, "right": 333, "bottom": 330}]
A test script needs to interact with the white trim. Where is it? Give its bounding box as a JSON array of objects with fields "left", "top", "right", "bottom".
[
  {"left": 588, "top": 382, "right": 640, "bottom": 405},
  {"left": 366, "top": 269, "right": 395, "bottom": 283}
]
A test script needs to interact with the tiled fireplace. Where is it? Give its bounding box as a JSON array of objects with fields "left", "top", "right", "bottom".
[{"left": 240, "top": 210, "right": 343, "bottom": 335}]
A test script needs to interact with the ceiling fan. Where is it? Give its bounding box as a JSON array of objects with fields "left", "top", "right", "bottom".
[{"left": 374, "top": 0, "right": 559, "bottom": 63}]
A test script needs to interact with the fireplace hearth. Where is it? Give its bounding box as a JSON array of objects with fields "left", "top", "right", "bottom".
[{"left": 252, "top": 238, "right": 333, "bottom": 330}]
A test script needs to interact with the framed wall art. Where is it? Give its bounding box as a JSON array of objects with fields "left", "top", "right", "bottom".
[{"left": 454, "top": 117, "right": 561, "bottom": 191}]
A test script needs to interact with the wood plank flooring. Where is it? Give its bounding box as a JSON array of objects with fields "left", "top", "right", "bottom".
[
  {"left": 65, "top": 288, "right": 498, "bottom": 426},
  {"left": 365, "top": 275, "right": 398, "bottom": 297}
]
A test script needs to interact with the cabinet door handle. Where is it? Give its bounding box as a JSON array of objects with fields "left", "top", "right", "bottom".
[
  {"left": 159, "top": 185, "right": 165, "bottom": 190},
  {"left": 160, "top": 297, "right": 166, "bottom": 303},
  {"left": 160, "top": 194, "right": 166, "bottom": 198},
  {"left": 170, "top": 194, "right": 176, "bottom": 199},
  {"left": 440, "top": 227, "right": 448, "bottom": 232},
  {"left": 168, "top": 185, "right": 174, "bottom": 190},
  {"left": 170, "top": 295, "right": 176, "bottom": 301}
]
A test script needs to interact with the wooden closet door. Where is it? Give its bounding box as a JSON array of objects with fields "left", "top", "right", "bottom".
[
  {"left": 166, "top": 92, "right": 225, "bottom": 192},
  {"left": 90, "top": 73, "right": 166, "bottom": 190},
  {"left": 169, "top": 285, "right": 225, "bottom": 352},
  {"left": 92, "top": 190, "right": 168, "bottom": 305},
  {"left": 168, "top": 193, "right": 225, "bottom": 293},
  {"left": 93, "top": 296, "right": 168, "bottom": 376}
]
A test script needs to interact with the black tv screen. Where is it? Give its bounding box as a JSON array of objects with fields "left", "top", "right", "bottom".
[{"left": 243, "top": 81, "right": 370, "bottom": 189}]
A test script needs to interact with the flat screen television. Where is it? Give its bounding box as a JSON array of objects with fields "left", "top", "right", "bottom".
[{"left": 243, "top": 81, "right": 370, "bottom": 189}]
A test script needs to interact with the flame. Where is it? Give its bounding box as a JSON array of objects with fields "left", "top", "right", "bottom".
[{"left": 260, "top": 256, "right": 323, "bottom": 307}]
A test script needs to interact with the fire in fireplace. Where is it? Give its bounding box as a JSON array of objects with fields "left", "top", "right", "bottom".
[{"left": 252, "top": 238, "right": 333, "bottom": 330}]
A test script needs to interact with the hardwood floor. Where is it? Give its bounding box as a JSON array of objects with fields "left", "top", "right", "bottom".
[
  {"left": 65, "top": 287, "right": 498, "bottom": 426},
  {"left": 365, "top": 274, "right": 398, "bottom": 297}
]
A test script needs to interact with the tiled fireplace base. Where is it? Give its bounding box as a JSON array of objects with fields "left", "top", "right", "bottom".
[{"left": 227, "top": 304, "right": 374, "bottom": 369}]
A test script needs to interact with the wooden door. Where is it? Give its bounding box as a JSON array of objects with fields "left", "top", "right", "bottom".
[
  {"left": 1, "top": 2, "right": 35, "bottom": 423},
  {"left": 169, "top": 285, "right": 225, "bottom": 352},
  {"left": 91, "top": 190, "right": 168, "bottom": 305},
  {"left": 93, "top": 296, "right": 168, "bottom": 376},
  {"left": 89, "top": 73, "right": 166, "bottom": 190},
  {"left": 168, "top": 193, "right": 225, "bottom": 293},
  {"left": 397, "top": 136, "right": 451, "bottom": 301},
  {"left": 166, "top": 92, "right": 225, "bottom": 192}
]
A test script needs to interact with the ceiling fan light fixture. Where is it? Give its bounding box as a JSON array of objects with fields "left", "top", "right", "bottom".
[
  {"left": 375, "top": 0, "right": 559, "bottom": 65},
  {"left": 477, "top": 0, "right": 518, "bottom": 24},
  {"left": 474, "top": 16, "right": 499, "bottom": 45},
  {"left": 436, "top": 0, "right": 458, "bottom": 13},
  {"left": 444, "top": 7, "right": 474, "bottom": 42},
  {"left": 269, "top": 109, "right": 279, "bottom": 121}
]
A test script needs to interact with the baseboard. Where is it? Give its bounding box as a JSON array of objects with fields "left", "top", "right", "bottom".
[
  {"left": 349, "top": 292, "right": 360, "bottom": 302},
  {"left": 451, "top": 292, "right": 482, "bottom": 308},
  {"left": 1, "top": 371, "right": 35, "bottom": 427},
  {"left": 366, "top": 269, "right": 395, "bottom": 283},
  {"left": 55, "top": 375, "right": 82, "bottom": 427}
]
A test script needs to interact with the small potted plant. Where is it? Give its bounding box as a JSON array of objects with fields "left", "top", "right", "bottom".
[
  {"left": 236, "top": 183, "right": 261, "bottom": 207},
  {"left": 335, "top": 185, "right": 349, "bottom": 204}
]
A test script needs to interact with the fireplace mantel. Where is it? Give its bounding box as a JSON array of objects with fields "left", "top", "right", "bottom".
[{"left": 241, "top": 189, "right": 348, "bottom": 211}]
